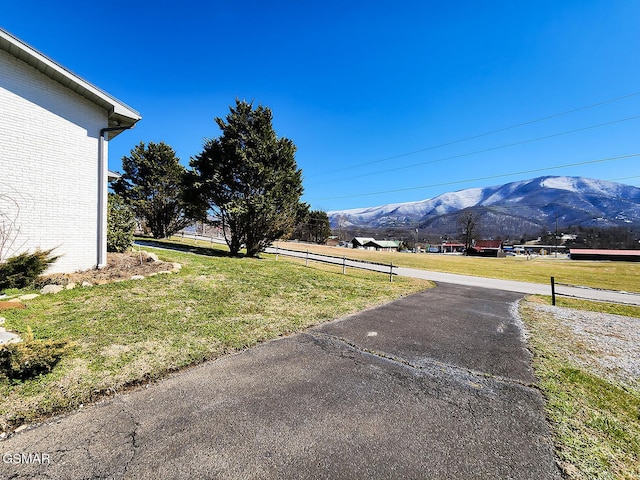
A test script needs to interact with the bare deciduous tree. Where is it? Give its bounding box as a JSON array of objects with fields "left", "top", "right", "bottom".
[
  {"left": 458, "top": 210, "right": 480, "bottom": 255},
  {"left": 0, "top": 189, "right": 26, "bottom": 263}
]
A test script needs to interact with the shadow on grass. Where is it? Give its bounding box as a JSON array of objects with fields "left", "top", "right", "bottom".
[{"left": 134, "top": 239, "right": 245, "bottom": 259}]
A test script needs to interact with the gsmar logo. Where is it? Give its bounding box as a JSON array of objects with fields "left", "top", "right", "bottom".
[{"left": 2, "top": 452, "right": 51, "bottom": 464}]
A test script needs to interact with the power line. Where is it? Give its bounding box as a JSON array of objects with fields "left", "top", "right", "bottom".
[
  {"left": 313, "top": 153, "right": 640, "bottom": 202},
  {"left": 309, "top": 91, "right": 640, "bottom": 178},
  {"left": 610, "top": 175, "right": 640, "bottom": 182},
  {"left": 308, "top": 114, "right": 640, "bottom": 186}
]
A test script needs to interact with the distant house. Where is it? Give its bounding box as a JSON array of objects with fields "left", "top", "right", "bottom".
[
  {"left": 0, "top": 28, "right": 141, "bottom": 273},
  {"left": 350, "top": 237, "right": 376, "bottom": 249},
  {"left": 467, "top": 240, "right": 504, "bottom": 257},
  {"left": 325, "top": 237, "right": 340, "bottom": 247},
  {"left": 362, "top": 240, "right": 400, "bottom": 252},
  {"left": 513, "top": 244, "right": 566, "bottom": 255},
  {"left": 569, "top": 249, "right": 640, "bottom": 262},
  {"left": 440, "top": 242, "right": 465, "bottom": 253}
]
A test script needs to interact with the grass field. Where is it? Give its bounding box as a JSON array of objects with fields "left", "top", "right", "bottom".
[
  {"left": 273, "top": 241, "right": 640, "bottom": 293},
  {"left": 520, "top": 298, "right": 640, "bottom": 479},
  {"left": 0, "top": 244, "right": 430, "bottom": 432},
  {"left": 2, "top": 237, "right": 638, "bottom": 476}
]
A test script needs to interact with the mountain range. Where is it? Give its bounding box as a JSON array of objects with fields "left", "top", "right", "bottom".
[{"left": 327, "top": 176, "right": 640, "bottom": 239}]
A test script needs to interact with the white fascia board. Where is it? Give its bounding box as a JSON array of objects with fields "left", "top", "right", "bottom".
[
  {"left": 107, "top": 170, "right": 122, "bottom": 181},
  {"left": 0, "top": 28, "right": 141, "bottom": 132}
]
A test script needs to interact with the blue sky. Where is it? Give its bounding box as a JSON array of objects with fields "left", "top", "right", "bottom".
[{"left": 3, "top": 1, "right": 640, "bottom": 212}]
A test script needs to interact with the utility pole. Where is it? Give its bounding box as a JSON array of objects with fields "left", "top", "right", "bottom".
[{"left": 555, "top": 212, "right": 558, "bottom": 258}]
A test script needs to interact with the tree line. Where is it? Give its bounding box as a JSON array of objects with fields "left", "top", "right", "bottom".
[{"left": 110, "top": 100, "right": 330, "bottom": 257}]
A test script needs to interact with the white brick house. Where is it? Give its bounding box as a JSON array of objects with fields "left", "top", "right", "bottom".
[{"left": 0, "top": 28, "right": 141, "bottom": 273}]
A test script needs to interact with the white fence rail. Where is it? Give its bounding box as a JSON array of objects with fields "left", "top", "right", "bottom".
[{"left": 268, "top": 246, "right": 396, "bottom": 282}]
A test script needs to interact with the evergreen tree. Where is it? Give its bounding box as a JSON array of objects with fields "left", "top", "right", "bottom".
[
  {"left": 309, "top": 210, "right": 332, "bottom": 243},
  {"left": 113, "top": 142, "right": 191, "bottom": 238},
  {"left": 186, "top": 100, "right": 304, "bottom": 257},
  {"left": 293, "top": 210, "right": 331, "bottom": 243},
  {"left": 107, "top": 193, "right": 135, "bottom": 252}
]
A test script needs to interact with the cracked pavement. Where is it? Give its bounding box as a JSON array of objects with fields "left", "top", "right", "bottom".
[{"left": 0, "top": 283, "right": 560, "bottom": 479}]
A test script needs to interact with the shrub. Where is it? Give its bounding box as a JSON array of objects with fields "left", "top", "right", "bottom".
[
  {"left": 0, "top": 248, "right": 59, "bottom": 292},
  {"left": 107, "top": 193, "right": 135, "bottom": 253},
  {"left": 0, "top": 328, "right": 71, "bottom": 380}
]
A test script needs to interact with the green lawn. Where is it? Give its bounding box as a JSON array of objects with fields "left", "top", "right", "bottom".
[
  {"left": 273, "top": 241, "right": 640, "bottom": 293},
  {"left": 520, "top": 298, "right": 640, "bottom": 479},
  {"left": 0, "top": 245, "right": 430, "bottom": 432},
  {"left": 4, "top": 238, "right": 639, "bottom": 477}
]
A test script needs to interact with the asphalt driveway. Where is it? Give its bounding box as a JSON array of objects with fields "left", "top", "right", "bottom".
[{"left": 0, "top": 284, "right": 560, "bottom": 479}]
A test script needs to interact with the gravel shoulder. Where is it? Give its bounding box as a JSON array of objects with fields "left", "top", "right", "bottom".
[{"left": 526, "top": 303, "right": 640, "bottom": 388}]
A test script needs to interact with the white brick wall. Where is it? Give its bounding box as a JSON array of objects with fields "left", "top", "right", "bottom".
[{"left": 0, "top": 49, "right": 109, "bottom": 274}]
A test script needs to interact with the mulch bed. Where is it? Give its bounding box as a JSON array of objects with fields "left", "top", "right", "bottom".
[{"left": 37, "top": 251, "right": 178, "bottom": 286}]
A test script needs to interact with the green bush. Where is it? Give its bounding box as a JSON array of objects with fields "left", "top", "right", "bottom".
[
  {"left": 107, "top": 193, "right": 135, "bottom": 253},
  {"left": 0, "top": 248, "right": 59, "bottom": 292},
  {"left": 0, "top": 328, "right": 71, "bottom": 380}
]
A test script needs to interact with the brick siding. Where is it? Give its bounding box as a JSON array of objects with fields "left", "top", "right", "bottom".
[{"left": 0, "top": 49, "right": 109, "bottom": 273}]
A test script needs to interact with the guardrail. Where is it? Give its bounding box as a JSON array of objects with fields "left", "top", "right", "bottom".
[{"left": 272, "top": 246, "right": 396, "bottom": 282}]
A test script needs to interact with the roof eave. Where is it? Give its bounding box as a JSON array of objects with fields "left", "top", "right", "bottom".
[
  {"left": 107, "top": 170, "right": 122, "bottom": 181},
  {"left": 0, "top": 28, "right": 141, "bottom": 136}
]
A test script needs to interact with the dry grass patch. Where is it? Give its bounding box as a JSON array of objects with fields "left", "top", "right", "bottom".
[{"left": 274, "top": 241, "right": 640, "bottom": 293}]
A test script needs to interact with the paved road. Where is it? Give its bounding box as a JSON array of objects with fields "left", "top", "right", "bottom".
[
  {"left": 0, "top": 284, "right": 560, "bottom": 479},
  {"left": 267, "top": 247, "right": 640, "bottom": 306},
  {"left": 394, "top": 266, "right": 640, "bottom": 305}
]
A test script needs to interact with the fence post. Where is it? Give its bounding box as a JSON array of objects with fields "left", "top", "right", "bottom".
[
  {"left": 275, "top": 245, "right": 279, "bottom": 261},
  {"left": 390, "top": 262, "right": 394, "bottom": 283},
  {"left": 306, "top": 250, "right": 309, "bottom": 267},
  {"left": 550, "top": 276, "right": 556, "bottom": 306},
  {"left": 342, "top": 255, "right": 346, "bottom": 275}
]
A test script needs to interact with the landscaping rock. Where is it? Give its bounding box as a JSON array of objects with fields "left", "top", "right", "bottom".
[
  {"left": 171, "top": 263, "right": 182, "bottom": 272},
  {"left": 66, "top": 282, "right": 76, "bottom": 290},
  {"left": 18, "top": 293, "right": 40, "bottom": 300},
  {"left": 0, "top": 329, "right": 21, "bottom": 345},
  {"left": 0, "top": 317, "right": 5, "bottom": 325},
  {"left": 131, "top": 275, "right": 145, "bottom": 280},
  {"left": 35, "top": 252, "right": 177, "bottom": 288},
  {"left": 40, "top": 284, "right": 64, "bottom": 295}
]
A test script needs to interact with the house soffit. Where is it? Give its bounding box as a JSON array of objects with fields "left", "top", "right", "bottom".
[{"left": 0, "top": 28, "right": 141, "bottom": 136}]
